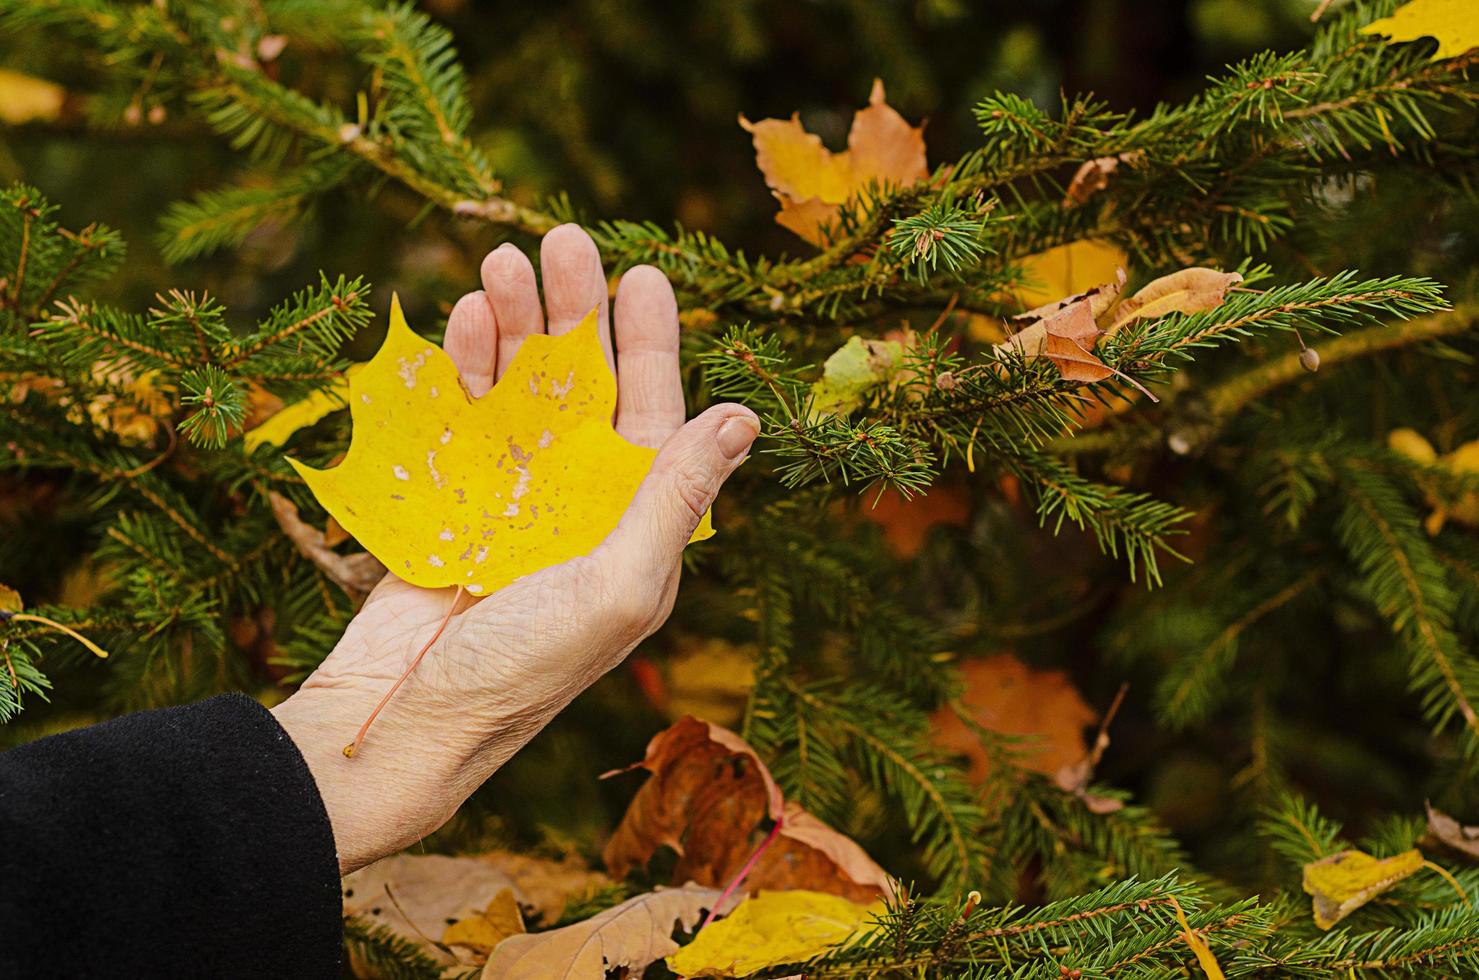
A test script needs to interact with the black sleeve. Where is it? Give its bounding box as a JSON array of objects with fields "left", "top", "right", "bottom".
[{"left": 0, "top": 693, "right": 343, "bottom": 979}]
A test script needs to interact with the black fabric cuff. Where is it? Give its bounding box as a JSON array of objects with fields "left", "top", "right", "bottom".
[{"left": 0, "top": 693, "right": 342, "bottom": 979}]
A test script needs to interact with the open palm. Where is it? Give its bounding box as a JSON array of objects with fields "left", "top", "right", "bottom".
[{"left": 280, "top": 225, "right": 757, "bottom": 871}]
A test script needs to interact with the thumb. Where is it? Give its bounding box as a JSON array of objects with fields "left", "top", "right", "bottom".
[{"left": 595, "top": 403, "right": 758, "bottom": 577}]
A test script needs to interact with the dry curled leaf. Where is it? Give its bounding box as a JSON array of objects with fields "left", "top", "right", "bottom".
[
  {"left": 1301, "top": 848, "right": 1425, "bottom": 929},
  {"left": 1425, "top": 802, "right": 1479, "bottom": 861},
  {"left": 482, "top": 884, "right": 723, "bottom": 980},
  {"left": 602, "top": 715, "right": 782, "bottom": 882},
  {"left": 999, "top": 298, "right": 1113, "bottom": 383},
  {"left": 1061, "top": 152, "right": 1143, "bottom": 208},
  {"left": 933, "top": 654, "right": 1098, "bottom": 780},
  {"left": 268, "top": 491, "right": 386, "bottom": 600},
  {"left": 1108, "top": 267, "right": 1244, "bottom": 335},
  {"left": 742, "top": 79, "right": 927, "bottom": 245},
  {"left": 1360, "top": 0, "right": 1478, "bottom": 62},
  {"left": 289, "top": 297, "right": 711, "bottom": 598},
  {"left": 603, "top": 717, "right": 891, "bottom": 903},
  {"left": 666, "top": 889, "right": 883, "bottom": 979}
]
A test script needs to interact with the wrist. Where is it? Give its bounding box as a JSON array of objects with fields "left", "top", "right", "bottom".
[{"left": 271, "top": 686, "right": 466, "bottom": 874}]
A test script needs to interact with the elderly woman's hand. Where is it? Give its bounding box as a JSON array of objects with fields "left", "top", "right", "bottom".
[{"left": 270, "top": 225, "right": 758, "bottom": 874}]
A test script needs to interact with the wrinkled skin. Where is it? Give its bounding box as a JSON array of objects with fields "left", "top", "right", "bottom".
[{"left": 272, "top": 225, "right": 758, "bottom": 874}]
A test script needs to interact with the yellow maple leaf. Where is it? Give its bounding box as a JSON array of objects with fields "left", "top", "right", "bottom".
[
  {"left": 1360, "top": 0, "right": 1478, "bottom": 62},
  {"left": 290, "top": 296, "right": 711, "bottom": 597},
  {"left": 442, "top": 887, "right": 525, "bottom": 955},
  {"left": 741, "top": 79, "right": 928, "bottom": 245},
  {"left": 1302, "top": 848, "right": 1425, "bottom": 929},
  {"left": 666, "top": 890, "right": 882, "bottom": 978}
]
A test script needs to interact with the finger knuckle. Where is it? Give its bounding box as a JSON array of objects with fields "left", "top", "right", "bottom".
[{"left": 672, "top": 470, "right": 713, "bottom": 526}]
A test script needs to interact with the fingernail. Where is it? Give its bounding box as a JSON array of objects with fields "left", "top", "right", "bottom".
[{"left": 716, "top": 416, "right": 759, "bottom": 460}]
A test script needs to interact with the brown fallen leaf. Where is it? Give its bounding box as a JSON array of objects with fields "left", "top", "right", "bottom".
[
  {"left": 343, "top": 853, "right": 518, "bottom": 973},
  {"left": 1061, "top": 151, "right": 1145, "bottom": 208},
  {"left": 602, "top": 716, "right": 782, "bottom": 882},
  {"left": 1108, "top": 267, "right": 1244, "bottom": 335},
  {"left": 603, "top": 717, "right": 891, "bottom": 903},
  {"left": 268, "top": 491, "right": 386, "bottom": 600},
  {"left": 1302, "top": 848, "right": 1425, "bottom": 929},
  {"left": 1001, "top": 298, "right": 1114, "bottom": 384},
  {"left": 481, "top": 883, "right": 724, "bottom": 980},
  {"left": 755, "top": 802, "right": 895, "bottom": 901},
  {"left": 742, "top": 79, "right": 928, "bottom": 246},
  {"left": 1425, "top": 802, "right": 1479, "bottom": 861},
  {"left": 933, "top": 654, "right": 1098, "bottom": 781}
]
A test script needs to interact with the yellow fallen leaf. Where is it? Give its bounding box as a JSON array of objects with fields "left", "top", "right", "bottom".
[
  {"left": 1302, "top": 848, "right": 1424, "bottom": 929},
  {"left": 1360, "top": 0, "right": 1478, "bottom": 62},
  {"left": 742, "top": 80, "right": 928, "bottom": 246},
  {"left": 443, "top": 888, "right": 525, "bottom": 955},
  {"left": 664, "top": 637, "right": 756, "bottom": 726},
  {"left": 1387, "top": 428, "right": 1479, "bottom": 533},
  {"left": 666, "top": 890, "right": 882, "bottom": 978},
  {"left": 1014, "top": 240, "right": 1129, "bottom": 311},
  {"left": 0, "top": 584, "right": 20, "bottom": 614},
  {"left": 0, "top": 68, "right": 66, "bottom": 125},
  {"left": 290, "top": 296, "right": 711, "bottom": 597},
  {"left": 244, "top": 366, "right": 363, "bottom": 451},
  {"left": 1388, "top": 427, "right": 1438, "bottom": 463},
  {"left": 1168, "top": 894, "right": 1226, "bottom": 980}
]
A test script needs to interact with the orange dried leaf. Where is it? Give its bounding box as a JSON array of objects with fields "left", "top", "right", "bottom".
[
  {"left": 289, "top": 296, "right": 712, "bottom": 598},
  {"left": 602, "top": 716, "right": 782, "bottom": 881},
  {"left": 742, "top": 79, "right": 928, "bottom": 245},
  {"left": 861, "top": 484, "right": 971, "bottom": 558},
  {"left": 933, "top": 654, "right": 1098, "bottom": 780}
]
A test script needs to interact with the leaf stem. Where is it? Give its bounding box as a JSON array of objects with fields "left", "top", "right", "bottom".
[{"left": 343, "top": 586, "right": 464, "bottom": 758}]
